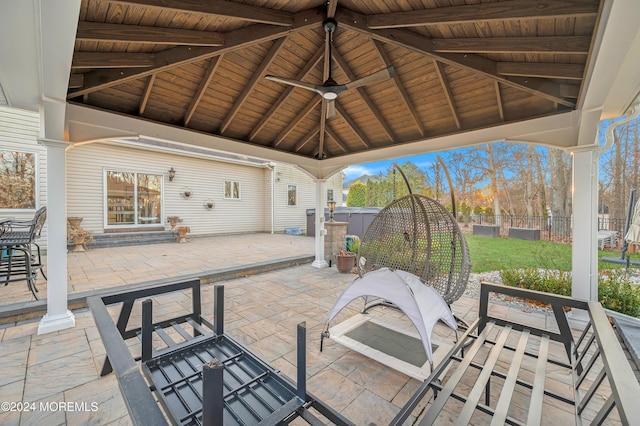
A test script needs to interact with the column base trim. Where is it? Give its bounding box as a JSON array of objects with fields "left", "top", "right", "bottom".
[
  {"left": 38, "top": 310, "right": 76, "bottom": 335},
  {"left": 312, "top": 260, "right": 329, "bottom": 268}
]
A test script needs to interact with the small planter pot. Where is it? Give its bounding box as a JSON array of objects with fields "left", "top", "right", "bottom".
[
  {"left": 336, "top": 253, "right": 356, "bottom": 273},
  {"left": 175, "top": 226, "right": 190, "bottom": 243}
]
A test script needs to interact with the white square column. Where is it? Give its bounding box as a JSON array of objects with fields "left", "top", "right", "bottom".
[
  {"left": 312, "top": 179, "right": 328, "bottom": 268},
  {"left": 37, "top": 138, "right": 75, "bottom": 334},
  {"left": 571, "top": 149, "right": 598, "bottom": 301}
]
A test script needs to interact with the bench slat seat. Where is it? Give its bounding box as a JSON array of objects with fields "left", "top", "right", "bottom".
[{"left": 391, "top": 282, "right": 640, "bottom": 425}]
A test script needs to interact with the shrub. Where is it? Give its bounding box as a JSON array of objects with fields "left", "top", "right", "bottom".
[
  {"left": 500, "top": 268, "right": 571, "bottom": 296},
  {"left": 598, "top": 270, "right": 640, "bottom": 317},
  {"left": 500, "top": 268, "right": 640, "bottom": 317}
]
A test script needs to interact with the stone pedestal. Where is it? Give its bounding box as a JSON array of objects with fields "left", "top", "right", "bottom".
[{"left": 324, "top": 222, "right": 348, "bottom": 267}]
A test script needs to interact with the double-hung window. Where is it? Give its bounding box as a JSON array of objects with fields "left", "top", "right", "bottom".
[
  {"left": 287, "top": 184, "right": 297, "bottom": 206},
  {"left": 0, "top": 150, "right": 37, "bottom": 211},
  {"left": 224, "top": 180, "right": 241, "bottom": 200}
]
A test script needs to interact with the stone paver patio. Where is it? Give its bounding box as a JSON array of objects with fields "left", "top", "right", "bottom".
[{"left": 0, "top": 233, "right": 627, "bottom": 424}]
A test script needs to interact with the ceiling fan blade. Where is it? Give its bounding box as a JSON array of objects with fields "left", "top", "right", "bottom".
[
  {"left": 265, "top": 75, "right": 317, "bottom": 93},
  {"left": 326, "top": 99, "right": 336, "bottom": 119},
  {"left": 344, "top": 65, "right": 395, "bottom": 91}
]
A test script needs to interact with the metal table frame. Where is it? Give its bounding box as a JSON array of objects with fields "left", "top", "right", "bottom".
[{"left": 89, "top": 279, "right": 353, "bottom": 425}]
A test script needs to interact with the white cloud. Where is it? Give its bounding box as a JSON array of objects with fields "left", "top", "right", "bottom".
[{"left": 343, "top": 165, "right": 376, "bottom": 179}]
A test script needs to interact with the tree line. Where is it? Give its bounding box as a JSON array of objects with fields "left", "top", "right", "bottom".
[{"left": 345, "top": 117, "right": 639, "bottom": 223}]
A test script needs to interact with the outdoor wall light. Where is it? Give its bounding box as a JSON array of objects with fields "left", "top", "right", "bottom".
[
  {"left": 327, "top": 200, "right": 336, "bottom": 222},
  {"left": 180, "top": 187, "right": 193, "bottom": 199},
  {"left": 168, "top": 167, "right": 176, "bottom": 181},
  {"left": 203, "top": 199, "right": 215, "bottom": 210}
]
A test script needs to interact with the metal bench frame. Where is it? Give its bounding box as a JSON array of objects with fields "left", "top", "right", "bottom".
[
  {"left": 391, "top": 282, "right": 640, "bottom": 425},
  {"left": 89, "top": 279, "right": 353, "bottom": 425}
]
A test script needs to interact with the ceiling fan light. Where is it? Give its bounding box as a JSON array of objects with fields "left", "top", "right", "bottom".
[{"left": 323, "top": 92, "right": 338, "bottom": 100}]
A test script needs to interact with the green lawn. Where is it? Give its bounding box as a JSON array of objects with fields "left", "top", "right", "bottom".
[{"left": 465, "top": 234, "right": 640, "bottom": 273}]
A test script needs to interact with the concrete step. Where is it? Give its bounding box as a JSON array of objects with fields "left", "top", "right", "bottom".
[{"left": 68, "top": 230, "right": 176, "bottom": 250}]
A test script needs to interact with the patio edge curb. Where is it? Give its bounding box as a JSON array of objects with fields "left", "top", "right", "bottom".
[{"left": 0, "top": 254, "right": 315, "bottom": 326}]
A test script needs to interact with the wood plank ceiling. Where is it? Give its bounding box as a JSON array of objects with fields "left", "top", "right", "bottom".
[{"left": 67, "top": 0, "right": 602, "bottom": 160}]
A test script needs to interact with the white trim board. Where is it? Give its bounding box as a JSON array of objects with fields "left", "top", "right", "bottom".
[{"left": 328, "top": 314, "right": 454, "bottom": 381}]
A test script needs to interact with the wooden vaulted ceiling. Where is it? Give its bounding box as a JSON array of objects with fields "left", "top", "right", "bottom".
[{"left": 67, "top": 0, "right": 602, "bottom": 160}]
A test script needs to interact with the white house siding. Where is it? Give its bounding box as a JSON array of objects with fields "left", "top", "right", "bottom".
[
  {"left": 272, "top": 165, "right": 343, "bottom": 233},
  {"left": 0, "top": 105, "right": 48, "bottom": 244},
  {"left": 66, "top": 142, "right": 269, "bottom": 235}
]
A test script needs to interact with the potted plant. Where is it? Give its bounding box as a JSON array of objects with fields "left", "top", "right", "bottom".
[
  {"left": 175, "top": 225, "right": 191, "bottom": 243},
  {"left": 167, "top": 215, "right": 180, "bottom": 230},
  {"left": 67, "top": 216, "right": 84, "bottom": 231},
  {"left": 336, "top": 249, "right": 356, "bottom": 273},
  {"left": 68, "top": 228, "right": 94, "bottom": 252}
]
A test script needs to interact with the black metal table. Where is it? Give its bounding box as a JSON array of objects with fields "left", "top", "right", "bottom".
[{"left": 89, "top": 279, "right": 353, "bottom": 426}]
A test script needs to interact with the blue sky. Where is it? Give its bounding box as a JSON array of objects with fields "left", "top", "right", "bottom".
[{"left": 342, "top": 153, "right": 439, "bottom": 181}]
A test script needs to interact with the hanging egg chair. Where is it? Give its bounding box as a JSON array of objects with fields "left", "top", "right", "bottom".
[{"left": 356, "top": 161, "right": 471, "bottom": 306}]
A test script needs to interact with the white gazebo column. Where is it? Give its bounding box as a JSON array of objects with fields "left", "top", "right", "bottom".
[
  {"left": 312, "top": 179, "right": 328, "bottom": 268},
  {"left": 571, "top": 148, "right": 599, "bottom": 301},
  {"left": 37, "top": 138, "right": 75, "bottom": 334}
]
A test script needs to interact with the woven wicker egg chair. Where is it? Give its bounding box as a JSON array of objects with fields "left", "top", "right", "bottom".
[{"left": 356, "top": 166, "right": 471, "bottom": 306}]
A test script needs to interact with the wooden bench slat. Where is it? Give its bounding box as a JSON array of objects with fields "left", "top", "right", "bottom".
[
  {"left": 526, "top": 334, "right": 550, "bottom": 426},
  {"left": 490, "top": 329, "right": 530, "bottom": 426},
  {"left": 456, "top": 324, "right": 513, "bottom": 426},
  {"left": 418, "top": 322, "right": 497, "bottom": 425}
]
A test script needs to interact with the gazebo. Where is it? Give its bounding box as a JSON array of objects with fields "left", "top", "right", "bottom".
[{"left": 1, "top": 0, "right": 639, "bottom": 333}]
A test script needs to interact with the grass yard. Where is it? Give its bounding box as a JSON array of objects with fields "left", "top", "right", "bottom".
[{"left": 465, "top": 234, "right": 640, "bottom": 273}]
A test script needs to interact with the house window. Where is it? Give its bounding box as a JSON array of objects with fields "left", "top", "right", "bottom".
[
  {"left": 287, "top": 184, "right": 297, "bottom": 206},
  {"left": 224, "top": 180, "right": 241, "bottom": 199},
  {"left": 327, "top": 189, "right": 334, "bottom": 202},
  {"left": 105, "top": 171, "right": 162, "bottom": 226},
  {"left": 0, "top": 150, "right": 36, "bottom": 210}
]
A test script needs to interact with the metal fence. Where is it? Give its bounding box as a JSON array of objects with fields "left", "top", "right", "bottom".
[{"left": 472, "top": 215, "right": 627, "bottom": 244}]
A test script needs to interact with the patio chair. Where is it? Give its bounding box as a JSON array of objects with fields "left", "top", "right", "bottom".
[
  {"left": 356, "top": 193, "right": 471, "bottom": 307},
  {"left": 0, "top": 206, "right": 47, "bottom": 298}
]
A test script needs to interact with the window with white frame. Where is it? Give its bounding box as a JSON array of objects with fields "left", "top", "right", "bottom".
[
  {"left": 0, "top": 150, "right": 36, "bottom": 210},
  {"left": 287, "top": 184, "right": 297, "bottom": 206},
  {"left": 105, "top": 170, "right": 163, "bottom": 226},
  {"left": 327, "top": 189, "right": 334, "bottom": 202},
  {"left": 224, "top": 180, "right": 241, "bottom": 199}
]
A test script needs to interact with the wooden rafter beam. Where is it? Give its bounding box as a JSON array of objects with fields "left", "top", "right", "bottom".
[
  {"left": 139, "top": 74, "right": 156, "bottom": 115},
  {"left": 219, "top": 37, "right": 287, "bottom": 134},
  {"left": 496, "top": 62, "right": 584, "bottom": 80},
  {"left": 184, "top": 56, "right": 223, "bottom": 126},
  {"left": 76, "top": 21, "right": 224, "bottom": 46},
  {"left": 337, "top": 12, "right": 576, "bottom": 108},
  {"left": 325, "top": 125, "right": 350, "bottom": 153},
  {"left": 71, "top": 52, "right": 155, "bottom": 69},
  {"left": 367, "top": 0, "right": 599, "bottom": 29},
  {"left": 318, "top": 101, "right": 327, "bottom": 158},
  {"left": 335, "top": 104, "right": 369, "bottom": 148},
  {"left": 68, "top": 10, "right": 321, "bottom": 98},
  {"left": 69, "top": 74, "right": 84, "bottom": 89},
  {"left": 99, "top": 0, "right": 293, "bottom": 26},
  {"left": 332, "top": 50, "right": 394, "bottom": 143},
  {"left": 293, "top": 125, "right": 319, "bottom": 152},
  {"left": 433, "top": 36, "right": 591, "bottom": 55},
  {"left": 273, "top": 98, "right": 321, "bottom": 147},
  {"left": 250, "top": 48, "right": 323, "bottom": 141},
  {"left": 494, "top": 81, "right": 504, "bottom": 121},
  {"left": 433, "top": 61, "right": 461, "bottom": 130},
  {"left": 326, "top": 0, "right": 338, "bottom": 19},
  {"left": 372, "top": 39, "right": 424, "bottom": 136}
]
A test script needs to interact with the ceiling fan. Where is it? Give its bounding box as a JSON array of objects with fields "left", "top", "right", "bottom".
[{"left": 265, "top": 18, "right": 395, "bottom": 119}]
